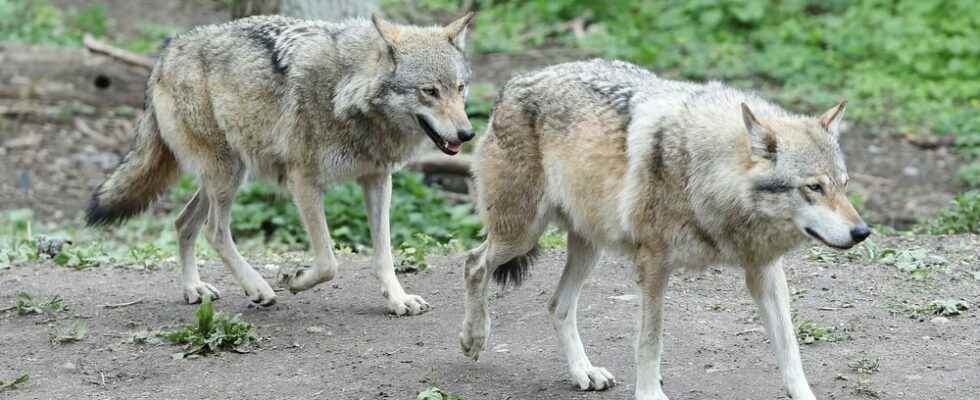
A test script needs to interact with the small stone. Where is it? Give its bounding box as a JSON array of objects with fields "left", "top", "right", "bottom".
[
  {"left": 61, "top": 362, "right": 77, "bottom": 371},
  {"left": 902, "top": 166, "right": 920, "bottom": 177},
  {"left": 306, "top": 326, "right": 325, "bottom": 334},
  {"left": 930, "top": 316, "right": 949, "bottom": 325}
]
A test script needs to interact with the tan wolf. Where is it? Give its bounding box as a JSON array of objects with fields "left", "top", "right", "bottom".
[
  {"left": 458, "top": 59, "right": 869, "bottom": 400},
  {"left": 86, "top": 13, "right": 475, "bottom": 315}
]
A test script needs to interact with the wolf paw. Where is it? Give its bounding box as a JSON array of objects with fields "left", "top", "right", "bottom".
[
  {"left": 183, "top": 281, "right": 221, "bottom": 304},
  {"left": 241, "top": 274, "right": 277, "bottom": 306},
  {"left": 571, "top": 364, "right": 616, "bottom": 391},
  {"left": 459, "top": 317, "right": 490, "bottom": 360},
  {"left": 279, "top": 265, "right": 336, "bottom": 294},
  {"left": 386, "top": 293, "right": 430, "bottom": 316}
]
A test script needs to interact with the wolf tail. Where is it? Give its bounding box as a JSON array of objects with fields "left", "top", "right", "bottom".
[
  {"left": 492, "top": 245, "right": 540, "bottom": 288},
  {"left": 86, "top": 101, "right": 179, "bottom": 226}
]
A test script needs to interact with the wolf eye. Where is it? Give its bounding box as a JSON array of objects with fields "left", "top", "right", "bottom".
[
  {"left": 421, "top": 87, "right": 440, "bottom": 98},
  {"left": 806, "top": 184, "right": 824, "bottom": 193},
  {"left": 458, "top": 84, "right": 466, "bottom": 93}
]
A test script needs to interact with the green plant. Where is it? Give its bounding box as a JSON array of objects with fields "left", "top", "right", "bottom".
[
  {"left": 48, "top": 320, "right": 88, "bottom": 344},
  {"left": 0, "top": 209, "right": 39, "bottom": 267},
  {"left": 14, "top": 292, "right": 65, "bottom": 315},
  {"left": 0, "top": 374, "right": 28, "bottom": 392},
  {"left": 160, "top": 296, "right": 256, "bottom": 358},
  {"left": 417, "top": 386, "right": 464, "bottom": 400},
  {"left": 877, "top": 247, "right": 946, "bottom": 280},
  {"left": 924, "top": 191, "right": 980, "bottom": 234},
  {"left": 538, "top": 227, "right": 567, "bottom": 250},
  {"left": 917, "top": 299, "right": 970, "bottom": 316},
  {"left": 52, "top": 242, "right": 111, "bottom": 270},
  {"left": 396, "top": 233, "right": 438, "bottom": 273},
  {"left": 848, "top": 357, "right": 880, "bottom": 375},
  {"left": 120, "top": 23, "right": 177, "bottom": 54},
  {"left": 796, "top": 319, "right": 845, "bottom": 344}
]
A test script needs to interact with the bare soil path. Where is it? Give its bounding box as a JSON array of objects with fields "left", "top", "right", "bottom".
[{"left": 2, "top": 235, "right": 978, "bottom": 400}]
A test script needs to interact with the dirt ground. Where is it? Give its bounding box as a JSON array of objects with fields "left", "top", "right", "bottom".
[
  {"left": 2, "top": 3, "right": 978, "bottom": 400},
  {"left": 2, "top": 235, "right": 979, "bottom": 400}
]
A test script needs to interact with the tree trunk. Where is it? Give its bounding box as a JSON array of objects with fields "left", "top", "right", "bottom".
[{"left": 231, "top": 0, "right": 380, "bottom": 20}]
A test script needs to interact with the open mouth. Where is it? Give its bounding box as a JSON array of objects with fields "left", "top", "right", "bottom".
[
  {"left": 804, "top": 227, "right": 854, "bottom": 250},
  {"left": 416, "top": 115, "right": 462, "bottom": 156}
]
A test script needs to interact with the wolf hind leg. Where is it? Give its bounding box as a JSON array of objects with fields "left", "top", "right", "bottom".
[
  {"left": 201, "top": 165, "right": 277, "bottom": 306},
  {"left": 175, "top": 187, "right": 220, "bottom": 304},
  {"left": 279, "top": 170, "right": 339, "bottom": 294},
  {"left": 550, "top": 231, "right": 615, "bottom": 391},
  {"left": 635, "top": 252, "right": 670, "bottom": 400},
  {"left": 745, "top": 261, "right": 815, "bottom": 400}
]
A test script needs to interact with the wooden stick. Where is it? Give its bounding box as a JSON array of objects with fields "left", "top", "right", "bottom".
[
  {"left": 83, "top": 34, "right": 155, "bottom": 71},
  {"left": 102, "top": 299, "right": 143, "bottom": 309}
]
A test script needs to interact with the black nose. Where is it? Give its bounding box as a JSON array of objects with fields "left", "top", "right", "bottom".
[
  {"left": 850, "top": 224, "right": 871, "bottom": 243},
  {"left": 457, "top": 129, "right": 475, "bottom": 142}
]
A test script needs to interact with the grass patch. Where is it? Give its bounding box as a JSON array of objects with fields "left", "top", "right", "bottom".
[{"left": 160, "top": 296, "right": 256, "bottom": 359}]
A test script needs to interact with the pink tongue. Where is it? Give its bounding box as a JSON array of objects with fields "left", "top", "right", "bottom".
[{"left": 446, "top": 142, "right": 462, "bottom": 153}]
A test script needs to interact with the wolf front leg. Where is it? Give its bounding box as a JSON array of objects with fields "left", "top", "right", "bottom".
[
  {"left": 634, "top": 251, "right": 670, "bottom": 400},
  {"left": 744, "top": 260, "right": 816, "bottom": 400},
  {"left": 359, "top": 173, "right": 430, "bottom": 316},
  {"left": 280, "top": 170, "right": 339, "bottom": 292}
]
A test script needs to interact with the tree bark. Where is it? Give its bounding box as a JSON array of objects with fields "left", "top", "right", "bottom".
[{"left": 231, "top": 0, "right": 380, "bottom": 20}]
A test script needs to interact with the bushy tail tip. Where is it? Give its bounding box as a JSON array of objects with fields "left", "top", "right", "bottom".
[{"left": 492, "top": 245, "right": 540, "bottom": 288}]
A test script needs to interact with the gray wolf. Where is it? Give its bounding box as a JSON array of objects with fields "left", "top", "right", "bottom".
[
  {"left": 86, "top": 13, "right": 475, "bottom": 316},
  {"left": 458, "top": 59, "right": 869, "bottom": 400}
]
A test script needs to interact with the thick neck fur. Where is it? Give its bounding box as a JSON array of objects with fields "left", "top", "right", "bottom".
[{"left": 621, "top": 84, "right": 807, "bottom": 269}]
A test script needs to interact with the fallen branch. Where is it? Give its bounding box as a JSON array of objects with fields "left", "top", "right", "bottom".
[
  {"left": 102, "top": 299, "right": 143, "bottom": 309},
  {"left": 83, "top": 34, "right": 155, "bottom": 71},
  {"left": 407, "top": 153, "right": 472, "bottom": 176}
]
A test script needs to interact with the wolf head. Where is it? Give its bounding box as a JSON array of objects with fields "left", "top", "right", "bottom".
[
  {"left": 370, "top": 13, "right": 475, "bottom": 156},
  {"left": 742, "top": 101, "right": 870, "bottom": 250}
]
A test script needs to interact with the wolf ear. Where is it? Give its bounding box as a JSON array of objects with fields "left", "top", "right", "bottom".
[
  {"left": 819, "top": 100, "right": 847, "bottom": 139},
  {"left": 371, "top": 14, "right": 401, "bottom": 45},
  {"left": 741, "top": 103, "right": 777, "bottom": 160},
  {"left": 444, "top": 12, "right": 474, "bottom": 50}
]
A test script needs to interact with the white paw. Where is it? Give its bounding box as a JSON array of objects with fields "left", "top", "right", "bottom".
[
  {"left": 183, "top": 281, "right": 220, "bottom": 304},
  {"left": 385, "top": 293, "right": 430, "bottom": 316},
  {"left": 240, "top": 272, "right": 277, "bottom": 306},
  {"left": 459, "top": 317, "right": 490, "bottom": 360},
  {"left": 279, "top": 264, "right": 336, "bottom": 294},
  {"left": 571, "top": 364, "right": 616, "bottom": 391}
]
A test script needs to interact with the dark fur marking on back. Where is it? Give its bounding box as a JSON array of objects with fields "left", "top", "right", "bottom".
[
  {"left": 243, "top": 25, "right": 288, "bottom": 74},
  {"left": 492, "top": 246, "right": 540, "bottom": 288},
  {"left": 650, "top": 128, "right": 666, "bottom": 179}
]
